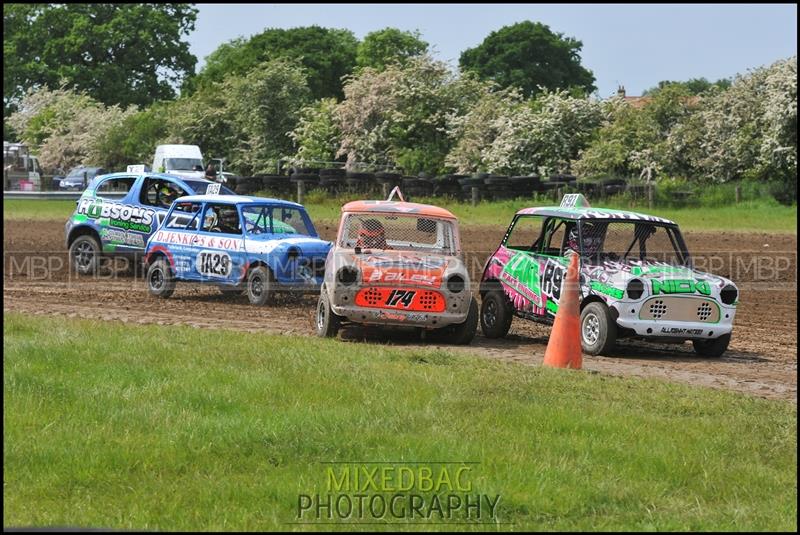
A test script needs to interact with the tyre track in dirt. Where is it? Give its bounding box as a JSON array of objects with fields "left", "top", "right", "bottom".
[{"left": 3, "top": 220, "right": 797, "bottom": 402}]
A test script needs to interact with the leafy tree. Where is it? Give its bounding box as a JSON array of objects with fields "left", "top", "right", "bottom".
[
  {"left": 337, "top": 55, "right": 481, "bottom": 174},
  {"left": 288, "top": 98, "right": 342, "bottom": 166},
  {"left": 8, "top": 86, "right": 134, "bottom": 171},
  {"left": 187, "top": 26, "right": 358, "bottom": 100},
  {"left": 3, "top": 3, "right": 197, "bottom": 118},
  {"left": 459, "top": 21, "right": 595, "bottom": 98},
  {"left": 96, "top": 104, "right": 171, "bottom": 171},
  {"left": 356, "top": 28, "right": 429, "bottom": 70},
  {"left": 643, "top": 77, "right": 732, "bottom": 96},
  {"left": 480, "top": 89, "right": 603, "bottom": 176}
]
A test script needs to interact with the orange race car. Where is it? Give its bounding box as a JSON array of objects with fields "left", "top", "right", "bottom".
[{"left": 315, "top": 188, "right": 477, "bottom": 344}]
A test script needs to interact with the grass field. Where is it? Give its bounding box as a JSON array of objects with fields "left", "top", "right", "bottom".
[
  {"left": 4, "top": 196, "right": 797, "bottom": 233},
  {"left": 4, "top": 313, "right": 797, "bottom": 531}
]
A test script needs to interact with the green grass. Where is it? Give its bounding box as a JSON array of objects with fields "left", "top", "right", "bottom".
[
  {"left": 4, "top": 313, "right": 797, "bottom": 531},
  {"left": 5, "top": 195, "right": 796, "bottom": 233}
]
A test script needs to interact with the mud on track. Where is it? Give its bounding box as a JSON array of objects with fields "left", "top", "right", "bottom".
[{"left": 4, "top": 220, "right": 797, "bottom": 401}]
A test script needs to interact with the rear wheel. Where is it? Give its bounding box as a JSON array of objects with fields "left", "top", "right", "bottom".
[
  {"left": 246, "top": 265, "right": 275, "bottom": 306},
  {"left": 480, "top": 289, "right": 513, "bottom": 338},
  {"left": 580, "top": 301, "right": 617, "bottom": 355},
  {"left": 69, "top": 235, "right": 102, "bottom": 275},
  {"left": 146, "top": 258, "right": 175, "bottom": 299},
  {"left": 693, "top": 333, "right": 730, "bottom": 358}
]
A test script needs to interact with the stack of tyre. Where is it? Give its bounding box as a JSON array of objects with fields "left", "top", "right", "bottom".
[
  {"left": 483, "top": 174, "right": 513, "bottom": 200},
  {"left": 319, "top": 168, "right": 346, "bottom": 194},
  {"left": 290, "top": 167, "right": 320, "bottom": 193},
  {"left": 509, "top": 175, "right": 540, "bottom": 198},
  {"left": 344, "top": 170, "right": 373, "bottom": 193},
  {"left": 401, "top": 174, "right": 434, "bottom": 198},
  {"left": 431, "top": 174, "right": 464, "bottom": 198},
  {"left": 375, "top": 172, "right": 402, "bottom": 195},
  {"left": 458, "top": 174, "right": 487, "bottom": 201},
  {"left": 601, "top": 177, "right": 627, "bottom": 196}
]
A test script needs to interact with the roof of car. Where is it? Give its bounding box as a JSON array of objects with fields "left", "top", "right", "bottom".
[
  {"left": 515, "top": 205, "right": 676, "bottom": 225},
  {"left": 173, "top": 194, "right": 303, "bottom": 207},
  {"left": 342, "top": 200, "right": 457, "bottom": 220}
]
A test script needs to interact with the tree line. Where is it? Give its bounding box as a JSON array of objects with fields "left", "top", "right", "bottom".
[{"left": 4, "top": 4, "right": 796, "bottom": 200}]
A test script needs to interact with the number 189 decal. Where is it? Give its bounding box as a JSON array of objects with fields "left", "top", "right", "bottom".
[{"left": 196, "top": 250, "right": 232, "bottom": 277}]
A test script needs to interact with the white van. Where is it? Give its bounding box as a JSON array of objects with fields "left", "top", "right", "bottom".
[{"left": 152, "top": 144, "right": 205, "bottom": 180}]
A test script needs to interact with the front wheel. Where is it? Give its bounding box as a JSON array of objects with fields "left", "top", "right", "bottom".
[
  {"left": 693, "top": 333, "right": 730, "bottom": 358},
  {"left": 246, "top": 265, "right": 275, "bottom": 306},
  {"left": 146, "top": 258, "right": 176, "bottom": 299},
  {"left": 480, "top": 289, "right": 513, "bottom": 338},
  {"left": 580, "top": 301, "right": 617, "bottom": 355},
  {"left": 316, "top": 289, "right": 341, "bottom": 338},
  {"left": 433, "top": 297, "right": 478, "bottom": 345}
]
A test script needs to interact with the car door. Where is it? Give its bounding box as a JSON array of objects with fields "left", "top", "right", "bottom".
[
  {"left": 187, "top": 202, "right": 247, "bottom": 284},
  {"left": 89, "top": 175, "right": 145, "bottom": 254},
  {"left": 157, "top": 200, "right": 205, "bottom": 280},
  {"left": 533, "top": 217, "right": 574, "bottom": 316}
]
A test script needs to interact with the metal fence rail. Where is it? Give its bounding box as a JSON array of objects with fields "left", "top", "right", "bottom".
[{"left": 3, "top": 190, "right": 126, "bottom": 200}]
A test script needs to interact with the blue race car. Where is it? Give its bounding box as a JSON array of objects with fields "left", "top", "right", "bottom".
[
  {"left": 144, "top": 194, "right": 332, "bottom": 305},
  {"left": 65, "top": 171, "right": 235, "bottom": 274}
]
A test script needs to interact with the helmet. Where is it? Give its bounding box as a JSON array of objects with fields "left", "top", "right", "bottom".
[
  {"left": 160, "top": 184, "right": 178, "bottom": 204},
  {"left": 357, "top": 218, "right": 387, "bottom": 249},
  {"left": 568, "top": 223, "right": 603, "bottom": 255}
]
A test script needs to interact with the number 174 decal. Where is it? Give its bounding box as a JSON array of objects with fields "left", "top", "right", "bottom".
[{"left": 385, "top": 289, "right": 416, "bottom": 308}]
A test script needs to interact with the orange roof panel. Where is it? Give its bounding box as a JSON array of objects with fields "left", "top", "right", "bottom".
[{"left": 342, "top": 200, "right": 457, "bottom": 220}]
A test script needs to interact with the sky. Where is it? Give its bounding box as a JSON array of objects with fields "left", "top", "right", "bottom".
[{"left": 188, "top": 3, "right": 798, "bottom": 97}]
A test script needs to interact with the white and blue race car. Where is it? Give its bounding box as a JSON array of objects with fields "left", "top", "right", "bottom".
[{"left": 144, "top": 195, "right": 332, "bottom": 305}]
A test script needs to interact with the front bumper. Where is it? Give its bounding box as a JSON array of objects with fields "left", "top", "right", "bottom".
[
  {"left": 613, "top": 296, "right": 736, "bottom": 340},
  {"left": 331, "top": 303, "right": 469, "bottom": 329}
]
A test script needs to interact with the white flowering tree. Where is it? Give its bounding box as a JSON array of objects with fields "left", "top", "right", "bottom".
[
  {"left": 288, "top": 98, "right": 342, "bottom": 167},
  {"left": 481, "top": 89, "right": 603, "bottom": 176},
  {"left": 8, "top": 85, "right": 134, "bottom": 171}
]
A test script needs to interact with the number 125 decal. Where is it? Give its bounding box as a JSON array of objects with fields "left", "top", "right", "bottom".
[{"left": 385, "top": 289, "right": 416, "bottom": 308}]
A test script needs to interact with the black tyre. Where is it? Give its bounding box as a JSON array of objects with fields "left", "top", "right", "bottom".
[
  {"left": 146, "top": 258, "right": 176, "bottom": 299},
  {"left": 69, "top": 235, "right": 102, "bottom": 275},
  {"left": 315, "top": 289, "right": 342, "bottom": 338},
  {"left": 435, "top": 297, "right": 479, "bottom": 345},
  {"left": 480, "top": 289, "right": 513, "bottom": 338},
  {"left": 580, "top": 301, "right": 617, "bottom": 355},
  {"left": 693, "top": 333, "right": 731, "bottom": 358},
  {"left": 246, "top": 265, "right": 275, "bottom": 306}
]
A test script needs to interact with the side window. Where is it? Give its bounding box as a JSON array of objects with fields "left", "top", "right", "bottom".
[
  {"left": 140, "top": 177, "right": 191, "bottom": 209},
  {"left": 505, "top": 215, "right": 546, "bottom": 252},
  {"left": 95, "top": 177, "right": 136, "bottom": 199},
  {"left": 542, "top": 218, "right": 571, "bottom": 257},
  {"left": 166, "top": 202, "right": 203, "bottom": 230},
  {"left": 201, "top": 203, "right": 242, "bottom": 235}
]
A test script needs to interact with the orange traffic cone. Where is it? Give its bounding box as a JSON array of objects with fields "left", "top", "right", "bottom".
[{"left": 543, "top": 253, "right": 583, "bottom": 369}]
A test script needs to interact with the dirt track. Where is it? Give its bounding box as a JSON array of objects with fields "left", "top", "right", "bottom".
[{"left": 4, "top": 220, "right": 797, "bottom": 401}]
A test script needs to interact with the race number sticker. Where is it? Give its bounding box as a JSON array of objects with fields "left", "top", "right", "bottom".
[
  {"left": 196, "top": 250, "right": 232, "bottom": 278},
  {"left": 541, "top": 259, "right": 566, "bottom": 302},
  {"left": 206, "top": 183, "right": 221, "bottom": 195},
  {"left": 384, "top": 289, "right": 417, "bottom": 308}
]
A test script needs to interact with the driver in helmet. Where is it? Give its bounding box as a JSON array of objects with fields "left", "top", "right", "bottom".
[
  {"left": 356, "top": 218, "right": 389, "bottom": 250},
  {"left": 216, "top": 205, "right": 241, "bottom": 234},
  {"left": 158, "top": 182, "right": 180, "bottom": 208},
  {"left": 566, "top": 222, "right": 604, "bottom": 257}
]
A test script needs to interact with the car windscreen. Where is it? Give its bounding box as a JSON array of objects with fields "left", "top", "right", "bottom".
[
  {"left": 165, "top": 158, "right": 203, "bottom": 171},
  {"left": 184, "top": 180, "right": 235, "bottom": 195},
  {"left": 579, "top": 220, "right": 687, "bottom": 265},
  {"left": 241, "top": 205, "right": 313, "bottom": 236},
  {"left": 67, "top": 168, "right": 99, "bottom": 179},
  {"left": 340, "top": 213, "right": 456, "bottom": 253}
]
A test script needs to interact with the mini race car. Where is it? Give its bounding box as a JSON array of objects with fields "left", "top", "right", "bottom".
[
  {"left": 65, "top": 171, "right": 235, "bottom": 274},
  {"left": 316, "top": 188, "right": 477, "bottom": 344},
  {"left": 144, "top": 194, "right": 331, "bottom": 305},
  {"left": 480, "top": 194, "right": 739, "bottom": 357}
]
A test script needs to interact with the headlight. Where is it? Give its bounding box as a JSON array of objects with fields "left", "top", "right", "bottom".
[
  {"left": 446, "top": 274, "right": 465, "bottom": 293},
  {"left": 626, "top": 278, "right": 644, "bottom": 299},
  {"left": 336, "top": 266, "right": 359, "bottom": 285},
  {"left": 720, "top": 284, "right": 738, "bottom": 305}
]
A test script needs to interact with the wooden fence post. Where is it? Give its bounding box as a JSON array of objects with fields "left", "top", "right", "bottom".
[
  {"left": 735, "top": 185, "right": 741, "bottom": 204},
  {"left": 297, "top": 179, "right": 305, "bottom": 205},
  {"left": 471, "top": 186, "right": 479, "bottom": 206},
  {"left": 647, "top": 183, "right": 654, "bottom": 209}
]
